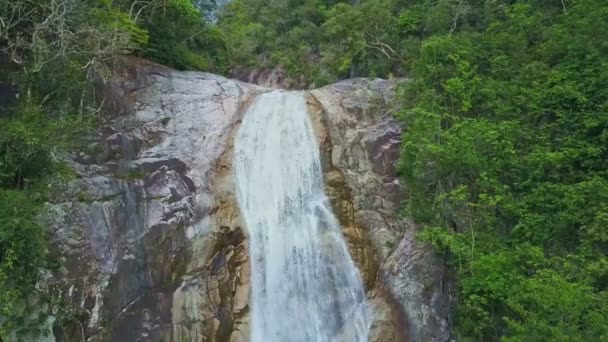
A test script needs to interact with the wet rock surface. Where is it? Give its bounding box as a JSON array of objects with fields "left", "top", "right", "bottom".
[
  {"left": 311, "top": 79, "right": 450, "bottom": 342},
  {"left": 43, "top": 63, "right": 449, "bottom": 341},
  {"left": 45, "top": 65, "right": 258, "bottom": 341}
]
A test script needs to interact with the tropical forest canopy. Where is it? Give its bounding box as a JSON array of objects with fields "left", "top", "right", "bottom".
[{"left": 1, "top": 0, "right": 607, "bottom": 340}]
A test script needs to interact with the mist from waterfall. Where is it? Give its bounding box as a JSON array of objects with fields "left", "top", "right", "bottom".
[{"left": 234, "top": 91, "right": 371, "bottom": 342}]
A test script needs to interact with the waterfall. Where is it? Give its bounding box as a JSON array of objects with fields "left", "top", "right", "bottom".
[{"left": 234, "top": 91, "right": 371, "bottom": 342}]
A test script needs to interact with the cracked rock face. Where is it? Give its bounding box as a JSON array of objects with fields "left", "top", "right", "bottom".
[
  {"left": 311, "top": 79, "right": 450, "bottom": 341},
  {"left": 42, "top": 62, "right": 449, "bottom": 342}
]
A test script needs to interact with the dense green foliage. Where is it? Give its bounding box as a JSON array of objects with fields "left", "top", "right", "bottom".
[
  {"left": 0, "top": 191, "right": 48, "bottom": 334},
  {"left": 135, "top": 0, "right": 229, "bottom": 72},
  {"left": 214, "top": 0, "right": 493, "bottom": 84},
  {"left": 396, "top": 0, "right": 608, "bottom": 340},
  {"left": 217, "top": 0, "right": 409, "bottom": 85},
  {"left": 0, "top": 108, "right": 88, "bottom": 335}
]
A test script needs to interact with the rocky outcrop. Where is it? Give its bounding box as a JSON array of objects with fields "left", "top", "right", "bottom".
[
  {"left": 311, "top": 79, "right": 450, "bottom": 341},
  {"left": 43, "top": 65, "right": 259, "bottom": 341},
  {"left": 230, "top": 66, "right": 311, "bottom": 90},
  {"left": 39, "top": 62, "right": 449, "bottom": 341}
]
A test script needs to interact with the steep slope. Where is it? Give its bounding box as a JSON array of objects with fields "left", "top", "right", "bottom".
[{"left": 41, "top": 61, "right": 449, "bottom": 341}]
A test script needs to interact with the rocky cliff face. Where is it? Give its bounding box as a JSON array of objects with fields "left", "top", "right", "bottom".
[{"left": 41, "top": 62, "right": 450, "bottom": 342}]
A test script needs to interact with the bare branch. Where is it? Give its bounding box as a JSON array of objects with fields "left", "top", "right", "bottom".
[{"left": 449, "top": 0, "right": 468, "bottom": 36}]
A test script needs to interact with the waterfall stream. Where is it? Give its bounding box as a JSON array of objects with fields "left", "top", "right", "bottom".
[{"left": 234, "top": 91, "right": 371, "bottom": 342}]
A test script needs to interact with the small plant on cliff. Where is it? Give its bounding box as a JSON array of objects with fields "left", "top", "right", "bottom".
[{"left": 0, "top": 190, "right": 47, "bottom": 335}]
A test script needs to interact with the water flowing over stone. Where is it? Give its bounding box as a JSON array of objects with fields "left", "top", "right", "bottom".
[{"left": 234, "top": 91, "right": 371, "bottom": 342}]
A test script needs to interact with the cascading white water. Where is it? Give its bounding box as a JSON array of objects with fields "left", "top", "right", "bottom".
[{"left": 234, "top": 91, "right": 371, "bottom": 342}]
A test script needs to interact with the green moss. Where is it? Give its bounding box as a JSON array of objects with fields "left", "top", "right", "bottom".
[
  {"left": 121, "top": 170, "right": 147, "bottom": 181},
  {"left": 384, "top": 239, "right": 396, "bottom": 250}
]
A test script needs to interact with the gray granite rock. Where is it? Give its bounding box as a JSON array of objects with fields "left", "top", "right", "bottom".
[
  {"left": 312, "top": 78, "right": 450, "bottom": 342},
  {"left": 43, "top": 65, "right": 258, "bottom": 341}
]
